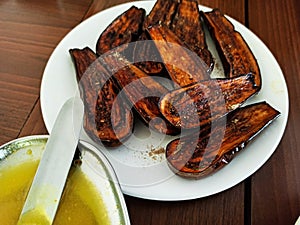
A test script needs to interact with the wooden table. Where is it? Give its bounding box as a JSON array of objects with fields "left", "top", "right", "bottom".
[{"left": 1, "top": 0, "right": 299, "bottom": 224}]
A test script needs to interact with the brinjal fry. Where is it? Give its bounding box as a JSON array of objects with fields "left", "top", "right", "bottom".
[
  {"left": 143, "top": 0, "right": 178, "bottom": 29},
  {"left": 69, "top": 47, "right": 134, "bottom": 147},
  {"left": 166, "top": 101, "right": 280, "bottom": 178},
  {"left": 159, "top": 74, "right": 258, "bottom": 129},
  {"left": 103, "top": 52, "right": 180, "bottom": 135},
  {"left": 132, "top": 30, "right": 166, "bottom": 76},
  {"left": 148, "top": 25, "right": 210, "bottom": 87},
  {"left": 201, "top": 9, "right": 261, "bottom": 89},
  {"left": 170, "top": 0, "right": 214, "bottom": 72},
  {"left": 96, "top": 6, "right": 145, "bottom": 56}
]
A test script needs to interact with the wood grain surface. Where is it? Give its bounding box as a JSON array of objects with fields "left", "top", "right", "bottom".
[{"left": 0, "top": 0, "right": 299, "bottom": 224}]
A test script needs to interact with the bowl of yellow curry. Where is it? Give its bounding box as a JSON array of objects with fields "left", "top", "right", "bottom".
[{"left": 0, "top": 135, "right": 131, "bottom": 225}]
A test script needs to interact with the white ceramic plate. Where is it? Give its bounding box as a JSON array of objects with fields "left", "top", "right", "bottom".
[{"left": 40, "top": 1, "right": 289, "bottom": 200}]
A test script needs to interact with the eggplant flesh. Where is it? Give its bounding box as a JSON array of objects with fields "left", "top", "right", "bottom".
[
  {"left": 133, "top": 0, "right": 178, "bottom": 76},
  {"left": 148, "top": 25, "right": 210, "bottom": 87},
  {"left": 159, "top": 74, "right": 258, "bottom": 129},
  {"left": 141, "top": 0, "right": 213, "bottom": 75},
  {"left": 166, "top": 101, "right": 280, "bottom": 178},
  {"left": 132, "top": 30, "right": 167, "bottom": 76},
  {"left": 96, "top": 6, "right": 145, "bottom": 56},
  {"left": 143, "top": 0, "right": 178, "bottom": 29},
  {"left": 201, "top": 9, "right": 261, "bottom": 90},
  {"left": 170, "top": 0, "right": 214, "bottom": 72},
  {"left": 69, "top": 47, "right": 134, "bottom": 147},
  {"left": 103, "top": 52, "right": 180, "bottom": 135}
]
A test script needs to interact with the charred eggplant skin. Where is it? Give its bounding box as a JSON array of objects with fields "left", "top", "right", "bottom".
[
  {"left": 148, "top": 25, "right": 210, "bottom": 87},
  {"left": 96, "top": 6, "right": 145, "bottom": 55},
  {"left": 159, "top": 74, "right": 258, "bottom": 129},
  {"left": 170, "top": 0, "right": 214, "bottom": 72},
  {"left": 166, "top": 101, "right": 280, "bottom": 178},
  {"left": 69, "top": 47, "right": 134, "bottom": 147},
  {"left": 201, "top": 9, "right": 261, "bottom": 90},
  {"left": 103, "top": 52, "right": 180, "bottom": 135}
]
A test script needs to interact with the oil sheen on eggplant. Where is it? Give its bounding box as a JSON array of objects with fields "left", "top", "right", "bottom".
[
  {"left": 166, "top": 102, "right": 280, "bottom": 178},
  {"left": 159, "top": 74, "right": 258, "bottom": 129},
  {"left": 170, "top": 0, "right": 214, "bottom": 72},
  {"left": 201, "top": 9, "right": 261, "bottom": 90},
  {"left": 96, "top": 6, "right": 145, "bottom": 56},
  {"left": 103, "top": 51, "right": 179, "bottom": 135},
  {"left": 148, "top": 25, "right": 209, "bottom": 87},
  {"left": 69, "top": 47, "right": 134, "bottom": 147}
]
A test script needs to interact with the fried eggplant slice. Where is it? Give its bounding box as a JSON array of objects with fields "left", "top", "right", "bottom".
[
  {"left": 170, "top": 0, "right": 214, "bottom": 72},
  {"left": 69, "top": 47, "right": 134, "bottom": 147},
  {"left": 166, "top": 101, "right": 280, "bottom": 178},
  {"left": 103, "top": 52, "right": 180, "bottom": 135},
  {"left": 148, "top": 25, "right": 210, "bottom": 87},
  {"left": 159, "top": 74, "right": 258, "bottom": 129},
  {"left": 201, "top": 9, "right": 261, "bottom": 89},
  {"left": 132, "top": 30, "right": 166, "bottom": 76},
  {"left": 96, "top": 6, "right": 145, "bottom": 55},
  {"left": 144, "top": 0, "right": 179, "bottom": 29}
]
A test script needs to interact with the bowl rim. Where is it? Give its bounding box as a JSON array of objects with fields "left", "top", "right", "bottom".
[{"left": 0, "top": 134, "right": 131, "bottom": 225}]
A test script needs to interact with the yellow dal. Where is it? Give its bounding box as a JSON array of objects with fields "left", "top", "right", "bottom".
[{"left": 0, "top": 156, "right": 111, "bottom": 225}]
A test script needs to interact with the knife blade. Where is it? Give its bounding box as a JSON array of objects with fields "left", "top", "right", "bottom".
[{"left": 17, "top": 96, "right": 84, "bottom": 225}]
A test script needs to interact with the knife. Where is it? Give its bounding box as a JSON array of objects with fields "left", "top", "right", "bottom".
[{"left": 17, "top": 96, "right": 84, "bottom": 225}]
